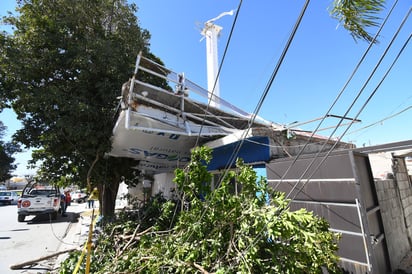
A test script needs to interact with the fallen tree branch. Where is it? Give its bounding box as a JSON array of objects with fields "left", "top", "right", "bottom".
[
  {"left": 10, "top": 248, "right": 77, "bottom": 270},
  {"left": 108, "top": 224, "right": 122, "bottom": 238},
  {"left": 120, "top": 227, "right": 174, "bottom": 240},
  {"left": 117, "top": 224, "right": 141, "bottom": 257},
  {"left": 193, "top": 262, "right": 212, "bottom": 274}
]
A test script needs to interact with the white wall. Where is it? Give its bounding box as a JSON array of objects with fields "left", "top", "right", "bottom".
[
  {"left": 115, "top": 182, "right": 129, "bottom": 209},
  {"left": 406, "top": 156, "right": 412, "bottom": 175},
  {"left": 152, "top": 173, "right": 176, "bottom": 199},
  {"left": 369, "top": 152, "right": 394, "bottom": 179},
  {"left": 128, "top": 183, "right": 145, "bottom": 206}
]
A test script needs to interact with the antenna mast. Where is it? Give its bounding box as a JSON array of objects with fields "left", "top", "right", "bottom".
[{"left": 201, "top": 10, "right": 234, "bottom": 108}]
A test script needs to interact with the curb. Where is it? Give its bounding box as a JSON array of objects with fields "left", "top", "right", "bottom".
[{"left": 52, "top": 206, "right": 97, "bottom": 272}]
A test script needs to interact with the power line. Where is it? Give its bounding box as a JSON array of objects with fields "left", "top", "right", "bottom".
[
  {"left": 182, "top": 0, "right": 310, "bottom": 242},
  {"left": 348, "top": 105, "right": 412, "bottom": 136},
  {"left": 180, "top": 0, "right": 244, "bottom": 240},
  {"left": 194, "top": 1, "right": 243, "bottom": 148},
  {"left": 218, "top": 0, "right": 311, "bottom": 183},
  {"left": 283, "top": 1, "right": 408, "bottom": 200},
  {"left": 284, "top": 4, "right": 411, "bottom": 202},
  {"left": 244, "top": 0, "right": 406, "bottom": 256},
  {"left": 291, "top": 36, "right": 410, "bottom": 200},
  {"left": 272, "top": 0, "right": 400, "bottom": 195}
]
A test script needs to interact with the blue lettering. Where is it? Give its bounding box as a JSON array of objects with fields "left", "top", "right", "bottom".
[
  {"left": 180, "top": 157, "right": 191, "bottom": 163},
  {"left": 129, "top": 148, "right": 143, "bottom": 155},
  {"left": 127, "top": 147, "right": 191, "bottom": 162},
  {"left": 143, "top": 151, "right": 159, "bottom": 158},
  {"left": 140, "top": 130, "right": 181, "bottom": 140},
  {"left": 168, "top": 154, "right": 178, "bottom": 161},
  {"left": 169, "top": 134, "right": 180, "bottom": 140},
  {"left": 155, "top": 153, "right": 168, "bottom": 159}
]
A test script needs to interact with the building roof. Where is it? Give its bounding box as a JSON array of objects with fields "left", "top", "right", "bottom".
[{"left": 108, "top": 54, "right": 353, "bottom": 174}]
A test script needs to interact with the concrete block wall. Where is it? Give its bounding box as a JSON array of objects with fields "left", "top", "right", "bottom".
[
  {"left": 374, "top": 157, "right": 412, "bottom": 270},
  {"left": 396, "top": 158, "right": 412, "bottom": 246},
  {"left": 374, "top": 179, "right": 410, "bottom": 269}
]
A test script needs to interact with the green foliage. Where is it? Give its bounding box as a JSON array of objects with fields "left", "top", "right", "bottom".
[
  {"left": 0, "top": 121, "right": 20, "bottom": 180},
  {"left": 330, "top": 0, "right": 385, "bottom": 43},
  {"left": 1, "top": 0, "right": 149, "bottom": 182},
  {"left": 59, "top": 250, "right": 83, "bottom": 274},
  {"left": 0, "top": 0, "right": 169, "bottom": 216},
  {"left": 60, "top": 147, "right": 341, "bottom": 273}
]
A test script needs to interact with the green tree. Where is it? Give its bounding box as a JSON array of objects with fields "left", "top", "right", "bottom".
[
  {"left": 0, "top": 0, "right": 166, "bottom": 217},
  {"left": 0, "top": 121, "right": 20, "bottom": 181},
  {"left": 139, "top": 147, "right": 340, "bottom": 273},
  {"left": 61, "top": 146, "right": 340, "bottom": 273}
]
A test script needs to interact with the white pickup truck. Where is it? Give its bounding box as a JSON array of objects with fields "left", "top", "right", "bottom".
[{"left": 17, "top": 181, "right": 62, "bottom": 222}]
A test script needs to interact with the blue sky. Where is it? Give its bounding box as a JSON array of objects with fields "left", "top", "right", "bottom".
[{"left": 1, "top": 0, "right": 411, "bottom": 175}]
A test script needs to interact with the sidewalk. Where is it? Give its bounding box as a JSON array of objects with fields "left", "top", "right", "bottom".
[{"left": 51, "top": 203, "right": 99, "bottom": 273}]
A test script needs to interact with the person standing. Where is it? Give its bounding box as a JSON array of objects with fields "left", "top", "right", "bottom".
[
  {"left": 64, "top": 191, "right": 71, "bottom": 212},
  {"left": 60, "top": 192, "right": 67, "bottom": 217},
  {"left": 88, "top": 187, "right": 99, "bottom": 209},
  {"left": 87, "top": 196, "right": 94, "bottom": 209}
]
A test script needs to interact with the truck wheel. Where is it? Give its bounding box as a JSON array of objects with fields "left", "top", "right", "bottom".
[
  {"left": 18, "top": 215, "right": 25, "bottom": 222},
  {"left": 51, "top": 212, "right": 58, "bottom": 220}
]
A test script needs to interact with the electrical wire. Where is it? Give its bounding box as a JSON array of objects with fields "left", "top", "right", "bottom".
[
  {"left": 347, "top": 105, "right": 412, "bottom": 136},
  {"left": 49, "top": 213, "right": 77, "bottom": 246},
  {"left": 176, "top": 0, "right": 245, "bottom": 239},
  {"left": 243, "top": 0, "right": 407, "bottom": 256},
  {"left": 265, "top": 2, "right": 408, "bottom": 243},
  {"left": 275, "top": 8, "right": 411, "bottom": 243},
  {"left": 215, "top": 0, "right": 311, "bottom": 189},
  {"left": 264, "top": 168, "right": 363, "bottom": 229},
  {"left": 277, "top": 33, "right": 412, "bottom": 263},
  {"left": 180, "top": 0, "right": 312, "bottom": 253},
  {"left": 194, "top": 0, "right": 243, "bottom": 149},
  {"left": 272, "top": 0, "right": 400, "bottom": 195},
  {"left": 286, "top": 5, "right": 411, "bottom": 202}
]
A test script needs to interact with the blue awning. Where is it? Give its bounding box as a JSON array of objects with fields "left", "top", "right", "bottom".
[{"left": 207, "top": 136, "right": 270, "bottom": 170}]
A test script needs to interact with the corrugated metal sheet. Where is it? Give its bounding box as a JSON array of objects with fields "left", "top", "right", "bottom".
[{"left": 266, "top": 150, "right": 391, "bottom": 273}]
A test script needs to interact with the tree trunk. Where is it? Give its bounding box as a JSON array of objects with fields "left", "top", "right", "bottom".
[{"left": 100, "top": 179, "right": 120, "bottom": 219}]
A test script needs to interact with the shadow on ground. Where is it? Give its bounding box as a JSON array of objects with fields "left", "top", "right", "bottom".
[{"left": 25, "top": 212, "right": 80, "bottom": 224}]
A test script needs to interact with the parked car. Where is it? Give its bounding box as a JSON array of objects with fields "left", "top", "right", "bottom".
[
  {"left": 17, "top": 182, "right": 61, "bottom": 222},
  {"left": 0, "top": 190, "right": 20, "bottom": 205},
  {"left": 72, "top": 190, "right": 88, "bottom": 203}
]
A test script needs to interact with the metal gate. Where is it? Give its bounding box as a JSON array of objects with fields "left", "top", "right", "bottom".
[{"left": 266, "top": 150, "right": 390, "bottom": 273}]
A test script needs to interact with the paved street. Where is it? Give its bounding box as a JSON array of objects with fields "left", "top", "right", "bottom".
[{"left": 0, "top": 202, "right": 87, "bottom": 273}]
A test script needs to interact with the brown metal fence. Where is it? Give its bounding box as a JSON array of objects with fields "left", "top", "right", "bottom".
[{"left": 266, "top": 150, "right": 390, "bottom": 273}]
